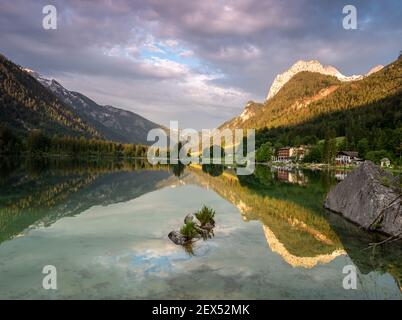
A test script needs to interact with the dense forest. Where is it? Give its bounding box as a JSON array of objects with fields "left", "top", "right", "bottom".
[{"left": 0, "top": 124, "right": 148, "bottom": 158}]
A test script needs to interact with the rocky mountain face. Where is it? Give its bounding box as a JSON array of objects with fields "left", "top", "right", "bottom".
[
  {"left": 324, "top": 161, "right": 401, "bottom": 237},
  {"left": 266, "top": 60, "right": 383, "bottom": 100},
  {"left": 24, "top": 69, "right": 166, "bottom": 145},
  {"left": 220, "top": 71, "right": 341, "bottom": 131},
  {"left": 220, "top": 101, "right": 263, "bottom": 131},
  {"left": 220, "top": 58, "right": 388, "bottom": 132}
]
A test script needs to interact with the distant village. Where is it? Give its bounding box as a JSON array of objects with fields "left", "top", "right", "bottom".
[
  {"left": 271, "top": 145, "right": 392, "bottom": 168},
  {"left": 268, "top": 145, "right": 392, "bottom": 185}
]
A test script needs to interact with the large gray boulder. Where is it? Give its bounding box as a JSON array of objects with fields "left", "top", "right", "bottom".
[{"left": 324, "top": 161, "right": 401, "bottom": 237}]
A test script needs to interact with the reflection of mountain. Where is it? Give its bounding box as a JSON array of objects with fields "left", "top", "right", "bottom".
[
  {"left": 56, "top": 170, "right": 171, "bottom": 218},
  {"left": 185, "top": 164, "right": 345, "bottom": 268},
  {"left": 0, "top": 161, "right": 172, "bottom": 244},
  {"left": 185, "top": 165, "right": 402, "bottom": 284},
  {"left": 0, "top": 172, "right": 95, "bottom": 243},
  {"left": 263, "top": 224, "right": 345, "bottom": 268}
]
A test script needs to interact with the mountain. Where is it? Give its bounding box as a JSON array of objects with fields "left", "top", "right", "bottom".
[
  {"left": 0, "top": 53, "right": 100, "bottom": 138},
  {"left": 220, "top": 58, "right": 394, "bottom": 133},
  {"left": 266, "top": 60, "right": 382, "bottom": 100},
  {"left": 24, "top": 69, "right": 166, "bottom": 145},
  {"left": 220, "top": 71, "right": 341, "bottom": 131}
]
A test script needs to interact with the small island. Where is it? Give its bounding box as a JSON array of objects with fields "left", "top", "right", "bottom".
[{"left": 168, "top": 205, "right": 216, "bottom": 247}]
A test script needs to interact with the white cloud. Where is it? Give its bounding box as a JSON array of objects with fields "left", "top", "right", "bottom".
[{"left": 141, "top": 57, "right": 189, "bottom": 77}]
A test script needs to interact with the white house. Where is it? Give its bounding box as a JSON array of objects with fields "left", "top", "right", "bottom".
[
  {"left": 335, "top": 151, "right": 361, "bottom": 165},
  {"left": 380, "top": 158, "right": 391, "bottom": 167}
]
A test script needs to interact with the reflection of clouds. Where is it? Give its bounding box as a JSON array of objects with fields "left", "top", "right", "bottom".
[
  {"left": 94, "top": 248, "right": 185, "bottom": 280},
  {"left": 213, "top": 224, "right": 240, "bottom": 237},
  {"left": 94, "top": 239, "right": 217, "bottom": 280},
  {"left": 129, "top": 254, "right": 175, "bottom": 278},
  {"left": 132, "top": 240, "right": 180, "bottom": 258}
]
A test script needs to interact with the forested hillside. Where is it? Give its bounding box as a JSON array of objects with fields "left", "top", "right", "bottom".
[
  {"left": 256, "top": 56, "right": 402, "bottom": 159},
  {"left": 25, "top": 69, "right": 166, "bottom": 145},
  {"left": 0, "top": 54, "right": 100, "bottom": 138},
  {"left": 222, "top": 55, "right": 402, "bottom": 162}
]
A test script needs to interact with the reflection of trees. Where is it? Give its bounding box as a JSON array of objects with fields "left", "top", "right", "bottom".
[
  {"left": 240, "top": 166, "right": 336, "bottom": 215},
  {"left": 0, "top": 157, "right": 19, "bottom": 181},
  {"left": 202, "top": 164, "right": 224, "bottom": 177},
  {"left": 0, "top": 156, "right": 167, "bottom": 179},
  {"left": 202, "top": 145, "right": 225, "bottom": 159},
  {"left": 171, "top": 162, "right": 185, "bottom": 177},
  {"left": 327, "top": 211, "right": 402, "bottom": 291},
  {"left": 21, "top": 157, "right": 162, "bottom": 176},
  {"left": 182, "top": 242, "right": 195, "bottom": 256},
  {"left": 0, "top": 173, "right": 96, "bottom": 244}
]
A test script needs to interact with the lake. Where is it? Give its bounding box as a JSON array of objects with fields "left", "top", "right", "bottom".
[{"left": 0, "top": 158, "right": 401, "bottom": 299}]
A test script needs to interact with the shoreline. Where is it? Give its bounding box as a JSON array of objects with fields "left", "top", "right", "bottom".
[{"left": 256, "top": 161, "right": 402, "bottom": 173}]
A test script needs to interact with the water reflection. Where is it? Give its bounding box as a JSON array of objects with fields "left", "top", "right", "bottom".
[
  {"left": 202, "top": 163, "right": 224, "bottom": 177},
  {"left": 0, "top": 157, "right": 171, "bottom": 244},
  {"left": 188, "top": 164, "right": 344, "bottom": 264},
  {"left": 0, "top": 158, "right": 400, "bottom": 299}
]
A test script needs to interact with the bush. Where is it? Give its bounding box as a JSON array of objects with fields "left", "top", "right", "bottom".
[
  {"left": 180, "top": 221, "right": 198, "bottom": 240},
  {"left": 195, "top": 205, "right": 216, "bottom": 226}
]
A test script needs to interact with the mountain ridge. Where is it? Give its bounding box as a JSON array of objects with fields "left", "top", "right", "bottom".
[
  {"left": 23, "top": 68, "right": 166, "bottom": 145},
  {"left": 220, "top": 58, "right": 391, "bottom": 133},
  {"left": 250, "top": 55, "right": 401, "bottom": 159}
]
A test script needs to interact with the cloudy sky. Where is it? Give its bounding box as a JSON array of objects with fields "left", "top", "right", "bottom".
[{"left": 1, "top": 0, "right": 401, "bottom": 129}]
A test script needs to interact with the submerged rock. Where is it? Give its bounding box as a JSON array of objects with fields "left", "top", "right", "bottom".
[
  {"left": 168, "top": 231, "right": 189, "bottom": 245},
  {"left": 324, "top": 161, "right": 401, "bottom": 237}
]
